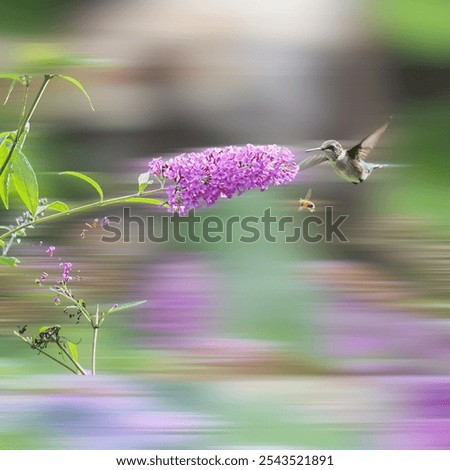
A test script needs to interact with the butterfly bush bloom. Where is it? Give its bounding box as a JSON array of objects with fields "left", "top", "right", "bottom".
[{"left": 149, "top": 144, "right": 299, "bottom": 214}]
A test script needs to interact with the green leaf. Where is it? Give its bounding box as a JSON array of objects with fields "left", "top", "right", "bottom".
[
  {"left": 122, "top": 197, "right": 163, "bottom": 206},
  {"left": 0, "top": 133, "right": 16, "bottom": 209},
  {"left": 0, "top": 169, "right": 11, "bottom": 209},
  {"left": 138, "top": 172, "right": 153, "bottom": 195},
  {"left": 0, "top": 256, "right": 19, "bottom": 266},
  {"left": 67, "top": 341, "right": 79, "bottom": 362},
  {"left": 10, "top": 149, "right": 39, "bottom": 215},
  {"left": 0, "top": 74, "right": 23, "bottom": 82},
  {"left": 35, "top": 200, "right": 69, "bottom": 217},
  {"left": 0, "top": 240, "right": 4, "bottom": 248},
  {"left": 58, "top": 75, "right": 95, "bottom": 111},
  {"left": 0, "top": 130, "right": 16, "bottom": 145},
  {"left": 3, "top": 80, "right": 16, "bottom": 105},
  {"left": 60, "top": 171, "right": 103, "bottom": 202},
  {"left": 38, "top": 324, "right": 60, "bottom": 334},
  {"left": 44, "top": 200, "right": 69, "bottom": 213},
  {"left": 17, "top": 44, "right": 97, "bottom": 71},
  {"left": 107, "top": 300, "right": 147, "bottom": 314}
]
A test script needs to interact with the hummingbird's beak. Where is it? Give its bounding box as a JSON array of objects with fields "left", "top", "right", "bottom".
[{"left": 305, "top": 147, "right": 322, "bottom": 153}]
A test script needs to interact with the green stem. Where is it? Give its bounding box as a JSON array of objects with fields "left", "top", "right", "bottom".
[
  {"left": 92, "top": 305, "right": 99, "bottom": 376},
  {"left": 51, "top": 287, "right": 93, "bottom": 326},
  {"left": 14, "top": 330, "right": 78, "bottom": 374},
  {"left": 56, "top": 340, "right": 88, "bottom": 375},
  {"left": 0, "top": 188, "right": 165, "bottom": 242},
  {"left": 24, "top": 75, "right": 53, "bottom": 125},
  {"left": 17, "top": 77, "right": 30, "bottom": 133},
  {"left": 2, "top": 232, "right": 17, "bottom": 256},
  {"left": 0, "top": 75, "right": 53, "bottom": 178}
]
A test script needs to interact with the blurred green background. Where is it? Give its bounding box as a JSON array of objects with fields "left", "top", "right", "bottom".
[{"left": 0, "top": 0, "right": 449, "bottom": 450}]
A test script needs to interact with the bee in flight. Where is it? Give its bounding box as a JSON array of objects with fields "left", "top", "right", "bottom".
[{"left": 297, "top": 188, "right": 315, "bottom": 212}]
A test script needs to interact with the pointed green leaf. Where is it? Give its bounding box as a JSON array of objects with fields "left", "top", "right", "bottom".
[
  {"left": 38, "top": 325, "right": 60, "bottom": 334},
  {"left": 18, "top": 44, "right": 95, "bottom": 70},
  {"left": 10, "top": 149, "right": 39, "bottom": 215},
  {"left": 60, "top": 171, "right": 103, "bottom": 202},
  {"left": 107, "top": 300, "right": 147, "bottom": 314},
  {"left": 59, "top": 75, "right": 95, "bottom": 111},
  {"left": 138, "top": 172, "right": 153, "bottom": 195},
  {"left": 0, "top": 256, "right": 19, "bottom": 266},
  {"left": 122, "top": 197, "right": 163, "bottom": 206},
  {"left": 0, "top": 240, "right": 4, "bottom": 248},
  {"left": 0, "top": 130, "right": 16, "bottom": 146},
  {"left": 0, "top": 74, "right": 23, "bottom": 82},
  {"left": 0, "top": 170, "right": 11, "bottom": 209},
  {"left": 44, "top": 201, "right": 69, "bottom": 213},
  {"left": 3, "top": 80, "right": 16, "bottom": 105},
  {"left": 0, "top": 133, "right": 16, "bottom": 209},
  {"left": 67, "top": 341, "right": 79, "bottom": 362}
]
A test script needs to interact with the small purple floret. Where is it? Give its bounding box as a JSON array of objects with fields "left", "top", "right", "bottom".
[{"left": 46, "top": 246, "right": 56, "bottom": 257}]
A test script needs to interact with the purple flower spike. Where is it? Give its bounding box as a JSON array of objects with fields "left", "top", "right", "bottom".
[{"left": 149, "top": 144, "right": 299, "bottom": 215}]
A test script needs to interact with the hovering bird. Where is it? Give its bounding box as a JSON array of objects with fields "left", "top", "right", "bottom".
[
  {"left": 300, "top": 117, "right": 392, "bottom": 184},
  {"left": 297, "top": 188, "right": 315, "bottom": 212}
]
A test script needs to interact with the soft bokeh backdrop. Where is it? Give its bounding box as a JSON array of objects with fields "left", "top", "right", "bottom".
[{"left": 0, "top": 0, "right": 449, "bottom": 450}]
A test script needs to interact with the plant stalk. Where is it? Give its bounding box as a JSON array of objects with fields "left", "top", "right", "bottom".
[
  {"left": 0, "top": 188, "right": 165, "bottom": 242},
  {"left": 0, "top": 75, "right": 53, "bottom": 178},
  {"left": 17, "top": 76, "right": 30, "bottom": 134},
  {"left": 14, "top": 331, "right": 78, "bottom": 374},
  {"left": 57, "top": 340, "right": 88, "bottom": 375},
  {"left": 51, "top": 287, "right": 93, "bottom": 326},
  {"left": 2, "top": 232, "right": 17, "bottom": 256},
  {"left": 92, "top": 305, "right": 100, "bottom": 376}
]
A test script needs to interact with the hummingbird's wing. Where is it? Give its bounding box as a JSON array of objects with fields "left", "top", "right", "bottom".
[
  {"left": 305, "top": 188, "right": 312, "bottom": 200},
  {"left": 299, "top": 154, "right": 328, "bottom": 170},
  {"left": 347, "top": 116, "right": 392, "bottom": 161}
]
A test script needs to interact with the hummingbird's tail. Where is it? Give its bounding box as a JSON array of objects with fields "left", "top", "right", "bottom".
[{"left": 369, "top": 164, "right": 384, "bottom": 170}]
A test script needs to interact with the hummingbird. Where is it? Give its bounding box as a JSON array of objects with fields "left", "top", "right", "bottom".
[{"left": 300, "top": 117, "right": 392, "bottom": 184}]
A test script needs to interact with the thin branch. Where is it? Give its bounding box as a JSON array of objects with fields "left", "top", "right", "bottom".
[
  {"left": 0, "top": 187, "right": 165, "bottom": 242},
  {"left": 14, "top": 330, "right": 78, "bottom": 374},
  {"left": 56, "top": 340, "right": 88, "bottom": 375}
]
